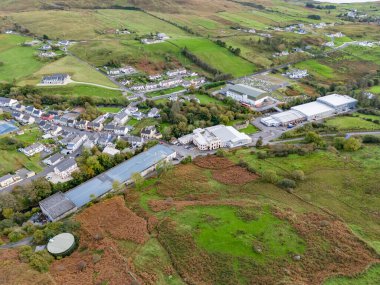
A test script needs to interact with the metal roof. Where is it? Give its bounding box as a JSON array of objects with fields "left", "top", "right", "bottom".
[
  {"left": 316, "top": 94, "right": 357, "bottom": 107},
  {"left": 65, "top": 145, "right": 175, "bottom": 207},
  {"left": 227, "top": 84, "right": 266, "bottom": 99},
  {"left": 39, "top": 192, "right": 76, "bottom": 220},
  {"left": 271, "top": 110, "right": 305, "bottom": 123},
  {"left": 291, "top": 102, "right": 334, "bottom": 117}
]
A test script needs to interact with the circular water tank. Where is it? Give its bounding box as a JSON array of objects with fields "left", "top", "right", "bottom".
[{"left": 47, "top": 233, "right": 75, "bottom": 256}]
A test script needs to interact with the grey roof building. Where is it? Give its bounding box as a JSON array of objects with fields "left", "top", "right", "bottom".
[{"left": 39, "top": 192, "right": 77, "bottom": 221}]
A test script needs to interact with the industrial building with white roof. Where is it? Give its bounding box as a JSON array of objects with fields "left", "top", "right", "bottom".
[
  {"left": 180, "top": 125, "right": 252, "bottom": 150},
  {"left": 261, "top": 94, "right": 357, "bottom": 127}
]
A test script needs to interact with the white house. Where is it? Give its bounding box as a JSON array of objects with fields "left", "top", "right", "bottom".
[
  {"left": 67, "top": 134, "right": 87, "bottom": 152},
  {"left": 102, "top": 145, "right": 120, "bottom": 156},
  {"left": 54, "top": 158, "right": 79, "bottom": 179},
  {"left": 147, "top": 108, "right": 160, "bottom": 118},
  {"left": 0, "top": 174, "right": 15, "bottom": 188},
  {"left": 0, "top": 97, "right": 18, "bottom": 107},
  {"left": 21, "top": 143, "right": 44, "bottom": 157},
  {"left": 43, "top": 153, "right": 65, "bottom": 166},
  {"left": 41, "top": 74, "right": 71, "bottom": 85}
]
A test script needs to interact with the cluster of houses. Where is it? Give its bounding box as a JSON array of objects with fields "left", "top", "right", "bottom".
[
  {"left": 285, "top": 69, "right": 308, "bottom": 79},
  {"left": 272, "top": 46, "right": 311, "bottom": 58},
  {"left": 141, "top": 32, "right": 170, "bottom": 44},
  {"left": 129, "top": 68, "right": 205, "bottom": 92},
  {"left": 0, "top": 168, "right": 35, "bottom": 189},
  {"left": 105, "top": 65, "right": 137, "bottom": 76},
  {"left": 236, "top": 27, "right": 256, "bottom": 34}
]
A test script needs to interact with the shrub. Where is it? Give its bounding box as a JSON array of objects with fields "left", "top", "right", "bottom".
[
  {"left": 343, "top": 137, "right": 361, "bottom": 152},
  {"left": 216, "top": 149, "right": 227, "bottom": 157},
  {"left": 278, "top": 178, "right": 296, "bottom": 189},
  {"left": 181, "top": 155, "right": 192, "bottom": 164},
  {"left": 8, "top": 230, "right": 25, "bottom": 242},
  {"left": 292, "top": 170, "right": 305, "bottom": 181},
  {"left": 262, "top": 170, "right": 278, "bottom": 184},
  {"left": 257, "top": 151, "right": 267, "bottom": 159}
]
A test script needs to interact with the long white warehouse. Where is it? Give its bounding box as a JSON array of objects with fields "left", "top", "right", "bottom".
[{"left": 261, "top": 94, "right": 357, "bottom": 127}]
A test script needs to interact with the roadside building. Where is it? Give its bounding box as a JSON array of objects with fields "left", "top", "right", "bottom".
[
  {"left": 44, "top": 153, "right": 65, "bottom": 166},
  {"left": 225, "top": 84, "right": 268, "bottom": 106},
  {"left": 316, "top": 94, "right": 357, "bottom": 113},
  {"left": 54, "top": 158, "right": 79, "bottom": 179},
  {"left": 189, "top": 125, "right": 252, "bottom": 150},
  {"left": 21, "top": 143, "right": 44, "bottom": 157},
  {"left": 147, "top": 108, "right": 160, "bottom": 118},
  {"left": 261, "top": 110, "right": 306, "bottom": 127},
  {"left": 102, "top": 145, "right": 120, "bottom": 156},
  {"left": 140, "top": 126, "right": 162, "bottom": 140},
  {"left": 41, "top": 74, "right": 70, "bottom": 85},
  {"left": 0, "top": 97, "right": 18, "bottom": 107},
  {"left": 0, "top": 174, "right": 15, "bottom": 188},
  {"left": 291, "top": 102, "right": 335, "bottom": 120}
]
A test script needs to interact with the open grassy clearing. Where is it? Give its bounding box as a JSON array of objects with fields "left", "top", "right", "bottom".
[
  {"left": 324, "top": 116, "right": 380, "bottom": 131},
  {"left": 295, "top": 59, "right": 335, "bottom": 79},
  {"left": 0, "top": 149, "right": 42, "bottom": 176},
  {"left": 20, "top": 55, "right": 117, "bottom": 87},
  {"left": 0, "top": 34, "right": 45, "bottom": 83},
  {"left": 146, "top": 86, "right": 184, "bottom": 98},
  {"left": 369, "top": 86, "right": 380, "bottom": 94},
  {"left": 37, "top": 84, "right": 122, "bottom": 98},
  {"left": 194, "top": 93, "right": 226, "bottom": 106},
  {"left": 97, "top": 106, "right": 122, "bottom": 113},
  {"left": 171, "top": 205, "right": 305, "bottom": 261},
  {"left": 170, "top": 37, "right": 256, "bottom": 77},
  {"left": 228, "top": 146, "right": 380, "bottom": 254}
]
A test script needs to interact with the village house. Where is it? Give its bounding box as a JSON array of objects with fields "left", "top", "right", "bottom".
[
  {"left": 87, "top": 122, "right": 103, "bottom": 132},
  {"left": 25, "top": 106, "right": 35, "bottom": 114},
  {"left": 121, "top": 135, "right": 144, "bottom": 148},
  {"left": 75, "top": 120, "right": 89, "bottom": 130},
  {"left": 21, "top": 115, "right": 35, "bottom": 125},
  {"left": 147, "top": 107, "right": 160, "bottom": 118},
  {"left": 41, "top": 74, "right": 71, "bottom": 85},
  {"left": 21, "top": 143, "right": 45, "bottom": 157},
  {"left": 50, "top": 125, "right": 62, "bottom": 136},
  {"left": 54, "top": 158, "right": 79, "bottom": 179},
  {"left": 43, "top": 153, "right": 65, "bottom": 166},
  {"left": 132, "top": 111, "right": 144, "bottom": 120},
  {"left": 98, "top": 133, "right": 116, "bottom": 147},
  {"left": 140, "top": 126, "right": 162, "bottom": 140},
  {"left": 0, "top": 97, "right": 18, "bottom": 107},
  {"left": 149, "top": 74, "right": 161, "bottom": 81},
  {"left": 166, "top": 68, "right": 187, "bottom": 77},
  {"left": 113, "top": 110, "right": 129, "bottom": 125},
  {"left": 159, "top": 78, "right": 182, "bottom": 88},
  {"left": 32, "top": 109, "right": 43, "bottom": 117},
  {"left": 0, "top": 174, "right": 15, "bottom": 188},
  {"left": 12, "top": 103, "right": 25, "bottom": 112},
  {"left": 114, "top": 126, "right": 129, "bottom": 136},
  {"left": 39, "top": 51, "right": 57, "bottom": 58},
  {"left": 285, "top": 69, "right": 308, "bottom": 79},
  {"left": 66, "top": 134, "right": 87, "bottom": 152},
  {"left": 104, "top": 124, "right": 116, "bottom": 132},
  {"left": 40, "top": 44, "right": 52, "bottom": 51},
  {"left": 41, "top": 113, "right": 54, "bottom": 121},
  {"left": 131, "top": 85, "right": 145, "bottom": 91},
  {"left": 145, "top": 83, "right": 159, "bottom": 90},
  {"left": 102, "top": 145, "right": 120, "bottom": 156}
]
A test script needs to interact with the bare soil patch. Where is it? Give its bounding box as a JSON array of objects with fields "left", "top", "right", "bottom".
[
  {"left": 212, "top": 165, "right": 259, "bottom": 185},
  {"left": 76, "top": 196, "right": 148, "bottom": 244},
  {"left": 193, "top": 155, "right": 234, "bottom": 169}
]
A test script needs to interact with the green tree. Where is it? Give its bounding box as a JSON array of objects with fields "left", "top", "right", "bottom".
[
  {"left": 33, "top": 229, "right": 45, "bottom": 244},
  {"left": 112, "top": 180, "right": 122, "bottom": 192},
  {"left": 131, "top": 172, "right": 144, "bottom": 190},
  {"left": 2, "top": 208, "right": 14, "bottom": 219},
  {"left": 292, "top": 170, "right": 305, "bottom": 181},
  {"left": 304, "top": 131, "right": 324, "bottom": 147}
]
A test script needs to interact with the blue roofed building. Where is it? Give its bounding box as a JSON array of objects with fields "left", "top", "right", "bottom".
[{"left": 39, "top": 145, "right": 176, "bottom": 220}]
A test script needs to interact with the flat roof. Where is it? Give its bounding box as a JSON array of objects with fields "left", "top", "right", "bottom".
[
  {"left": 65, "top": 145, "right": 175, "bottom": 207},
  {"left": 227, "top": 84, "right": 266, "bottom": 99},
  {"left": 291, "top": 101, "right": 334, "bottom": 117},
  {"left": 47, "top": 233, "right": 75, "bottom": 255},
  {"left": 271, "top": 110, "right": 305, "bottom": 123},
  {"left": 317, "top": 94, "right": 357, "bottom": 107}
]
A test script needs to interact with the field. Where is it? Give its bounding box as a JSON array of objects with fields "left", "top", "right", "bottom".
[
  {"left": 37, "top": 84, "right": 122, "bottom": 98},
  {"left": 170, "top": 37, "right": 256, "bottom": 77},
  {"left": 324, "top": 263, "right": 380, "bottom": 285},
  {"left": 194, "top": 93, "right": 226, "bottom": 106},
  {"left": 97, "top": 106, "right": 122, "bottom": 113},
  {"left": 295, "top": 59, "right": 335, "bottom": 80},
  {"left": 324, "top": 116, "right": 380, "bottom": 131},
  {"left": 20, "top": 55, "right": 118, "bottom": 87},
  {"left": 146, "top": 86, "right": 184, "bottom": 98},
  {"left": 370, "top": 86, "right": 380, "bottom": 94},
  {"left": 0, "top": 34, "right": 45, "bottom": 83}
]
